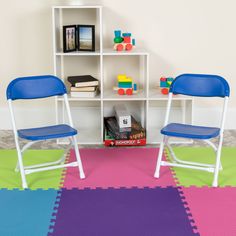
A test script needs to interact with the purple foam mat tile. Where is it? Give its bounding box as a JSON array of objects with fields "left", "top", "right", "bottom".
[
  {"left": 50, "top": 187, "right": 197, "bottom": 236},
  {"left": 176, "top": 186, "right": 200, "bottom": 235}
]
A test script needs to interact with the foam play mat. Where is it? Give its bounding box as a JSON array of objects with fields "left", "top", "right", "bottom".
[{"left": 0, "top": 147, "right": 236, "bottom": 235}]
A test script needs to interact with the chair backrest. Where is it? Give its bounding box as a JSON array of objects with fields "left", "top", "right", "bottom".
[
  {"left": 170, "top": 74, "right": 230, "bottom": 98},
  {"left": 7, "top": 75, "right": 67, "bottom": 100}
]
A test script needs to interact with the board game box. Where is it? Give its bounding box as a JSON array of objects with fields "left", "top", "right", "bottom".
[{"left": 104, "top": 116, "right": 146, "bottom": 146}]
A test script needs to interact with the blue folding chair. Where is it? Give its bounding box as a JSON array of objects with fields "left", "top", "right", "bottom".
[
  {"left": 6, "top": 75, "right": 85, "bottom": 189},
  {"left": 154, "top": 74, "right": 230, "bottom": 187}
]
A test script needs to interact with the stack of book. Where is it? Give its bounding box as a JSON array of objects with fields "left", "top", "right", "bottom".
[
  {"left": 104, "top": 116, "right": 146, "bottom": 146},
  {"left": 68, "top": 75, "right": 99, "bottom": 98}
]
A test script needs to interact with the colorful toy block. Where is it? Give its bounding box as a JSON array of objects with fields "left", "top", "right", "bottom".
[
  {"left": 114, "top": 30, "right": 121, "bottom": 38},
  {"left": 117, "top": 75, "right": 132, "bottom": 82},
  {"left": 113, "top": 74, "right": 139, "bottom": 95},
  {"left": 116, "top": 44, "right": 124, "bottom": 51},
  {"left": 161, "top": 88, "right": 169, "bottom": 95},
  {"left": 114, "top": 37, "right": 123, "bottom": 44},
  {"left": 113, "top": 30, "right": 135, "bottom": 52},
  {"left": 160, "top": 77, "right": 174, "bottom": 95},
  {"left": 118, "top": 82, "right": 132, "bottom": 88}
]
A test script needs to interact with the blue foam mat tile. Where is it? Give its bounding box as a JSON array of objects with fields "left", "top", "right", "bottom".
[{"left": 0, "top": 189, "right": 58, "bottom": 236}]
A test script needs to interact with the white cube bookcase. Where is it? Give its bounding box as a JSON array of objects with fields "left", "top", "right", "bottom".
[{"left": 52, "top": 5, "right": 193, "bottom": 145}]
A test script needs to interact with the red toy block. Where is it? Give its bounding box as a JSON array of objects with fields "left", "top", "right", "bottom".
[
  {"left": 117, "top": 44, "right": 124, "bottom": 51},
  {"left": 123, "top": 36, "right": 131, "bottom": 44},
  {"left": 118, "top": 88, "right": 125, "bottom": 95},
  {"left": 160, "top": 77, "right": 166, "bottom": 81},
  {"left": 126, "top": 88, "right": 133, "bottom": 95},
  {"left": 161, "top": 88, "right": 169, "bottom": 95},
  {"left": 126, "top": 44, "right": 133, "bottom": 51}
]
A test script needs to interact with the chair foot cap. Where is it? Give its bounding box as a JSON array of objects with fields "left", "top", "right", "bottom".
[
  {"left": 212, "top": 182, "right": 218, "bottom": 187},
  {"left": 22, "top": 184, "right": 28, "bottom": 189},
  {"left": 80, "top": 172, "right": 85, "bottom": 179},
  {"left": 154, "top": 172, "right": 160, "bottom": 178}
]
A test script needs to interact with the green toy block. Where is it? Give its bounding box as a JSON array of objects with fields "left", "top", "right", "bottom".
[
  {"left": 167, "top": 77, "right": 174, "bottom": 87},
  {"left": 114, "top": 37, "right": 123, "bottom": 44}
]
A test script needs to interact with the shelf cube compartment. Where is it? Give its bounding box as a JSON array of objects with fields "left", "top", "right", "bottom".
[
  {"left": 103, "top": 55, "right": 148, "bottom": 100},
  {"left": 103, "top": 101, "right": 147, "bottom": 146},
  {"left": 53, "top": 7, "right": 102, "bottom": 54},
  {"left": 57, "top": 101, "right": 102, "bottom": 145},
  {"left": 61, "top": 56, "right": 101, "bottom": 98}
]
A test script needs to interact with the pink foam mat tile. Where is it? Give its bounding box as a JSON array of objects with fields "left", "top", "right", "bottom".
[
  {"left": 63, "top": 148, "right": 176, "bottom": 189},
  {"left": 181, "top": 187, "right": 236, "bottom": 236}
]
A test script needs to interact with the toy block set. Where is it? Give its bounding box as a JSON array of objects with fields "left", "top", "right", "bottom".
[
  {"left": 113, "top": 30, "right": 136, "bottom": 51},
  {"left": 113, "top": 74, "right": 138, "bottom": 95},
  {"left": 160, "top": 77, "right": 174, "bottom": 95},
  {"left": 104, "top": 104, "right": 146, "bottom": 146}
]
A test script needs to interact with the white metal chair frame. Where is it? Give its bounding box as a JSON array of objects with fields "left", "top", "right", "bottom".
[
  {"left": 9, "top": 94, "right": 85, "bottom": 189},
  {"left": 154, "top": 92, "right": 229, "bottom": 187}
]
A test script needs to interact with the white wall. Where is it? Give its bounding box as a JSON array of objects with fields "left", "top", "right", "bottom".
[{"left": 0, "top": 0, "right": 236, "bottom": 129}]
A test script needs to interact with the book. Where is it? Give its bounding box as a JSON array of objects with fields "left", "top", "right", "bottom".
[
  {"left": 71, "top": 86, "right": 97, "bottom": 92},
  {"left": 70, "top": 88, "right": 98, "bottom": 98},
  {"left": 68, "top": 75, "right": 99, "bottom": 87},
  {"left": 104, "top": 116, "right": 146, "bottom": 140},
  {"left": 104, "top": 128, "right": 146, "bottom": 146}
]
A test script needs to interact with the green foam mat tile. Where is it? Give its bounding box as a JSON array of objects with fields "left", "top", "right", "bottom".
[
  {"left": 167, "top": 147, "right": 236, "bottom": 187},
  {"left": 0, "top": 150, "right": 65, "bottom": 190}
]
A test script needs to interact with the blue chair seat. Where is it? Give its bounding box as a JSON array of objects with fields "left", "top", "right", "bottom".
[
  {"left": 18, "top": 124, "right": 77, "bottom": 141},
  {"left": 161, "top": 123, "right": 220, "bottom": 139}
]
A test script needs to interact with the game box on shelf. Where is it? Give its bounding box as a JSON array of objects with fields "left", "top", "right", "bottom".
[{"left": 104, "top": 116, "right": 146, "bottom": 146}]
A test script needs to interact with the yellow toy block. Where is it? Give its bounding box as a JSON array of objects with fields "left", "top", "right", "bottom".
[
  {"left": 117, "top": 74, "right": 127, "bottom": 80},
  {"left": 118, "top": 78, "right": 133, "bottom": 82},
  {"left": 117, "top": 75, "right": 133, "bottom": 82}
]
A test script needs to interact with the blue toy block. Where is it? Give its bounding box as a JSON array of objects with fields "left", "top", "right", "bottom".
[
  {"left": 114, "top": 30, "right": 121, "bottom": 38},
  {"left": 122, "top": 33, "right": 131, "bottom": 37},
  {"left": 132, "top": 39, "right": 136, "bottom": 46},
  {"left": 133, "top": 83, "right": 137, "bottom": 91},
  {"left": 160, "top": 81, "right": 168, "bottom": 88},
  {"left": 118, "top": 82, "right": 132, "bottom": 88}
]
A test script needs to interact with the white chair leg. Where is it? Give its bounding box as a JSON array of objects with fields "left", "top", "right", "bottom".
[
  {"left": 16, "top": 148, "right": 28, "bottom": 189},
  {"left": 212, "top": 136, "right": 224, "bottom": 187},
  {"left": 154, "top": 136, "right": 165, "bottom": 178},
  {"left": 72, "top": 136, "right": 85, "bottom": 179}
]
